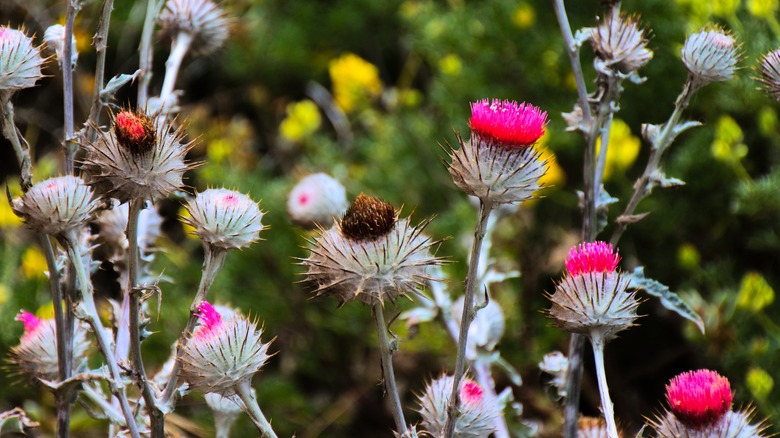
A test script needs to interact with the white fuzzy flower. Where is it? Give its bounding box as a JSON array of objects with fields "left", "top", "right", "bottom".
[
  {"left": 287, "top": 173, "right": 348, "bottom": 229},
  {"left": 682, "top": 28, "right": 740, "bottom": 85},
  {"left": 43, "top": 24, "right": 77, "bottom": 70},
  {"left": 12, "top": 176, "right": 98, "bottom": 236},
  {"left": 418, "top": 374, "right": 500, "bottom": 438},
  {"left": 184, "top": 188, "right": 265, "bottom": 251},
  {"left": 0, "top": 26, "right": 46, "bottom": 92},
  {"left": 159, "top": 0, "right": 230, "bottom": 55}
]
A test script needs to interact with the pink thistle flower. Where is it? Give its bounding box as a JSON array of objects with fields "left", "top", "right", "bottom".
[
  {"left": 460, "top": 380, "right": 484, "bottom": 405},
  {"left": 665, "top": 369, "right": 732, "bottom": 428},
  {"left": 195, "top": 301, "right": 224, "bottom": 340},
  {"left": 114, "top": 111, "right": 155, "bottom": 154},
  {"left": 417, "top": 374, "right": 500, "bottom": 437},
  {"left": 16, "top": 310, "right": 42, "bottom": 340},
  {"left": 469, "top": 99, "right": 548, "bottom": 148},
  {"left": 565, "top": 241, "right": 621, "bottom": 276}
]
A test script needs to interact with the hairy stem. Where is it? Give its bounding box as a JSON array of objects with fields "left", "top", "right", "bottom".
[
  {"left": 552, "top": 0, "right": 593, "bottom": 125},
  {"left": 372, "top": 303, "right": 408, "bottom": 435},
  {"left": 138, "top": 0, "right": 163, "bottom": 109},
  {"left": 443, "top": 200, "right": 493, "bottom": 438},
  {"left": 162, "top": 245, "right": 227, "bottom": 404},
  {"left": 235, "top": 381, "right": 278, "bottom": 438},
  {"left": 86, "top": 0, "right": 115, "bottom": 138},
  {"left": 591, "top": 335, "right": 619, "bottom": 438},
  {"left": 63, "top": 0, "right": 82, "bottom": 174},
  {"left": 81, "top": 383, "right": 126, "bottom": 425},
  {"left": 1, "top": 98, "right": 33, "bottom": 189},
  {"left": 158, "top": 32, "right": 193, "bottom": 115}
]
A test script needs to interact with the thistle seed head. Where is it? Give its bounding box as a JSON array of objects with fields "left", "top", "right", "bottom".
[
  {"left": 184, "top": 188, "right": 265, "bottom": 251},
  {"left": 43, "top": 24, "right": 77, "bottom": 70},
  {"left": 0, "top": 26, "right": 46, "bottom": 92},
  {"left": 340, "top": 193, "right": 396, "bottom": 241},
  {"left": 287, "top": 173, "right": 348, "bottom": 229},
  {"left": 12, "top": 176, "right": 98, "bottom": 236},
  {"left": 590, "top": 14, "right": 653, "bottom": 75}
]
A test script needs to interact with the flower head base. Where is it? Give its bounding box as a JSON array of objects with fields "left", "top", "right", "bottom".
[
  {"left": 682, "top": 28, "right": 740, "bottom": 85},
  {"left": 565, "top": 241, "right": 621, "bottom": 276},
  {"left": 0, "top": 26, "right": 46, "bottom": 93},
  {"left": 650, "top": 409, "right": 769, "bottom": 438},
  {"left": 83, "top": 115, "right": 194, "bottom": 203},
  {"left": 590, "top": 14, "right": 653, "bottom": 75},
  {"left": 179, "top": 301, "right": 272, "bottom": 395},
  {"left": 758, "top": 49, "right": 780, "bottom": 102},
  {"left": 12, "top": 176, "right": 98, "bottom": 236},
  {"left": 417, "top": 374, "right": 500, "bottom": 438},
  {"left": 159, "top": 0, "right": 230, "bottom": 56},
  {"left": 301, "top": 195, "right": 441, "bottom": 306},
  {"left": 665, "top": 369, "right": 732, "bottom": 429},
  {"left": 469, "top": 99, "right": 548, "bottom": 148},
  {"left": 448, "top": 99, "right": 550, "bottom": 204},
  {"left": 184, "top": 188, "right": 265, "bottom": 251},
  {"left": 10, "top": 310, "right": 90, "bottom": 381},
  {"left": 287, "top": 173, "right": 348, "bottom": 229}
]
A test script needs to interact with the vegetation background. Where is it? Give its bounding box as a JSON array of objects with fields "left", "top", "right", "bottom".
[{"left": 2, "top": 0, "right": 780, "bottom": 436}]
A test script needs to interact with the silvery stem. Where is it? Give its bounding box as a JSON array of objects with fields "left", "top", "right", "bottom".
[
  {"left": 86, "top": 0, "right": 115, "bottom": 138},
  {"left": 591, "top": 335, "right": 619, "bottom": 438},
  {"left": 1, "top": 98, "right": 32, "bottom": 189},
  {"left": 138, "top": 0, "right": 163, "bottom": 109},
  {"left": 235, "top": 381, "right": 278, "bottom": 438},
  {"left": 372, "top": 302, "right": 408, "bottom": 435},
  {"left": 158, "top": 32, "right": 193, "bottom": 115},
  {"left": 63, "top": 0, "right": 82, "bottom": 174}
]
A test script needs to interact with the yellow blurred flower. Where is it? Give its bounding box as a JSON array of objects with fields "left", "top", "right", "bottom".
[
  {"left": 279, "top": 99, "right": 322, "bottom": 142},
  {"left": 676, "top": 243, "right": 701, "bottom": 271},
  {"left": 0, "top": 197, "right": 22, "bottom": 228},
  {"left": 711, "top": 115, "right": 747, "bottom": 164},
  {"left": 748, "top": 0, "right": 778, "bottom": 17},
  {"left": 21, "top": 246, "right": 48, "bottom": 280},
  {"left": 596, "top": 119, "right": 640, "bottom": 181},
  {"left": 512, "top": 3, "right": 536, "bottom": 29},
  {"left": 0, "top": 284, "right": 8, "bottom": 307},
  {"left": 179, "top": 206, "right": 199, "bottom": 241},
  {"left": 37, "top": 301, "right": 55, "bottom": 320},
  {"left": 438, "top": 54, "right": 462, "bottom": 76},
  {"left": 538, "top": 148, "right": 565, "bottom": 189},
  {"left": 746, "top": 366, "right": 774, "bottom": 401},
  {"left": 713, "top": 0, "right": 741, "bottom": 16},
  {"left": 329, "top": 53, "right": 383, "bottom": 113},
  {"left": 737, "top": 272, "right": 774, "bottom": 313}
]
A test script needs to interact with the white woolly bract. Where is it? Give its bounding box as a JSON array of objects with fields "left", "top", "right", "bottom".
[
  {"left": 159, "top": 0, "right": 230, "bottom": 55},
  {"left": 590, "top": 14, "right": 653, "bottom": 75},
  {"left": 13, "top": 176, "right": 98, "bottom": 235},
  {"left": 681, "top": 28, "right": 739, "bottom": 84},
  {"left": 417, "top": 374, "right": 500, "bottom": 438},
  {"left": 184, "top": 188, "right": 264, "bottom": 250},
  {"left": 649, "top": 409, "right": 769, "bottom": 438},
  {"left": 43, "top": 24, "right": 77, "bottom": 70},
  {"left": 0, "top": 27, "right": 46, "bottom": 92},
  {"left": 10, "top": 319, "right": 90, "bottom": 381},
  {"left": 287, "top": 173, "right": 348, "bottom": 229},
  {"left": 179, "top": 317, "right": 271, "bottom": 396},
  {"left": 83, "top": 121, "right": 193, "bottom": 203},
  {"left": 547, "top": 272, "right": 639, "bottom": 342},
  {"left": 453, "top": 295, "right": 505, "bottom": 360},
  {"left": 302, "top": 217, "right": 440, "bottom": 306},
  {"left": 448, "top": 133, "right": 548, "bottom": 205},
  {"left": 205, "top": 392, "right": 243, "bottom": 415}
]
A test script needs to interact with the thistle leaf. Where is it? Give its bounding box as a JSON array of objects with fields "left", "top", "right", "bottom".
[{"left": 628, "top": 266, "right": 705, "bottom": 334}]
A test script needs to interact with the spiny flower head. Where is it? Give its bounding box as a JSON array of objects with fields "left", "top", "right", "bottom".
[
  {"left": 179, "top": 301, "right": 272, "bottom": 395},
  {"left": 469, "top": 99, "right": 548, "bottom": 148},
  {"left": 682, "top": 27, "right": 740, "bottom": 85},
  {"left": 301, "top": 194, "right": 441, "bottom": 306},
  {"left": 159, "top": 0, "right": 230, "bottom": 56},
  {"left": 650, "top": 408, "right": 769, "bottom": 438},
  {"left": 665, "top": 369, "right": 732, "bottom": 428},
  {"left": 0, "top": 26, "right": 46, "bottom": 92},
  {"left": 590, "top": 14, "right": 653, "bottom": 75},
  {"left": 114, "top": 110, "right": 156, "bottom": 155},
  {"left": 287, "top": 173, "right": 348, "bottom": 229},
  {"left": 12, "top": 176, "right": 98, "bottom": 236},
  {"left": 184, "top": 188, "right": 265, "bottom": 251},
  {"left": 565, "top": 241, "right": 621, "bottom": 276},
  {"left": 417, "top": 374, "right": 500, "bottom": 438},
  {"left": 758, "top": 49, "right": 780, "bottom": 102}
]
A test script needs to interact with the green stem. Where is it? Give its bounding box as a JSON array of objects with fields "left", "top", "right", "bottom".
[
  {"left": 235, "top": 381, "right": 278, "bottom": 438},
  {"left": 372, "top": 303, "right": 407, "bottom": 435}
]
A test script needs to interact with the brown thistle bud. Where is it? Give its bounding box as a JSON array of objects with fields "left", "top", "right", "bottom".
[
  {"left": 114, "top": 110, "right": 156, "bottom": 155},
  {"left": 340, "top": 193, "right": 396, "bottom": 241}
]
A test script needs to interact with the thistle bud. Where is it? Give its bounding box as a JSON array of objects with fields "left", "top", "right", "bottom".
[
  {"left": 418, "top": 374, "right": 500, "bottom": 438},
  {"left": 179, "top": 301, "right": 272, "bottom": 396},
  {"left": 590, "top": 14, "right": 652, "bottom": 75},
  {"left": 448, "top": 99, "right": 549, "bottom": 205},
  {"left": 0, "top": 26, "right": 46, "bottom": 93},
  {"left": 43, "top": 24, "right": 77, "bottom": 70},
  {"left": 114, "top": 110, "right": 156, "bottom": 155},
  {"left": 287, "top": 173, "right": 348, "bottom": 229},
  {"left": 547, "top": 241, "right": 639, "bottom": 342},
  {"left": 12, "top": 176, "right": 98, "bottom": 236},
  {"left": 10, "top": 310, "right": 90, "bottom": 381},
  {"left": 758, "top": 49, "right": 780, "bottom": 102},
  {"left": 183, "top": 188, "right": 265, "bottom": 251},
  {"left": 159, "top": 0, "right": 230, "bottom": 56},
  {"left": 681, "top": 28, "right": 740, "bottom": 85},
  {"left": 301, "top": 194, "right": 441, "bottom": 306}
]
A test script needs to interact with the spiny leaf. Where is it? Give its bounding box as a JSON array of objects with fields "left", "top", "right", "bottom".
[{"left": 628, "top": 266, "right": 705, "bottom": 334}]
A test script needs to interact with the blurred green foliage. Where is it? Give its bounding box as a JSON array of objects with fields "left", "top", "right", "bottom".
[{"left": 3, "top": 0, "right": 780, "bottom": 436}]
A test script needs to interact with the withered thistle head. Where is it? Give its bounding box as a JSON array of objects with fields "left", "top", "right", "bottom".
[
  {"left": 590, "top": 14, "right": 653, "bottom": 75},
  {"left": 301, "top": 194, "right": 442, "bottom": 306},
  {"left": 12, "top": 176, "right": 98, "bottom": 236},
  {"left": 159, "top": 0, "right": 230, "bottom": 56},
  {"left": 758, "top": 49, "right": 780, "bottom": 102},
  {"left": 183, "top": 188, "right": 265, "bottom": 251},
  {"left": 114, "top": 110, "right": 156, "bottom": 155},
  {"left": 0, "top": 26, "right": 46, "bottom": 93},
  {"left": 681, "top": 27, "right": 740, "bottom": 85}
]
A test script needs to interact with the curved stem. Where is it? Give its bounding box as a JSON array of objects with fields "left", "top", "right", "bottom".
[
  {"left": 158, "top": 32, "right": 193, "bottom": 115},
  {"left": 81, "top": 383, "right": 126, "bottom": 425},
  {"left": 591, "top": 335, "right": 619, "bottom": 438},
  {"left": 372, "top": 303, "right": 408, "bottom": 435},
  {"left": 235, "top": 381, "right": 278, "bottom": 438},
  {"left": 443, "top": 200, "right": 493, "bottom": 437},
  {"left": 551, "top": 0, "right": 593, "bottom": 125}
]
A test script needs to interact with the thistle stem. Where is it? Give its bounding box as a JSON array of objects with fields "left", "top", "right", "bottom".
[
  {"left": 162, "top": 245, "right": 227, "bottom": 405},
  {"left": 126, "top": 199, "right": 165, "bottom": 437},
  {"left": 63, "top": 0, "right": 82, "bottom": 174},
  {"left": 81, "top": 383, "right": 126, "bottom": 425},
  {"left": 591, "top": 335, "right": 619, "bottom": 438},
  {"left": 64, "top": 234, "right": 141, "bottom": 438},
  {"left": 372, "top": 302, "right": 408, "bottom": 435},
  {"left": 1, "top": 98, "right": 33, "bottom": 189},
  {"left": 235, "top": 381, "right": 278, "bottom": 438},
  {"left": 138, "top": 0, "right": 163, "bottom": 109},
  {"left": 551, "top": 0, "right": 593, "bottom": 125},
  {"left": 158, "top": 32, "right": 193, "bottom": 115},
  {"left": 443, "top": 199, "right": 493, "bottom": 438},
  {"left": 86, "top": 0, "right": 115, "bottom": 136}
]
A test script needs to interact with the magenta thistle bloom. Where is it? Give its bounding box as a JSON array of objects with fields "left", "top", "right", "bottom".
[
  {"left": 468, "top": 99, "right": 547, "bottom": 148},
  {"left": 666, "top": 369, "right": 732, "bottom": 428},
  {"left": 460, "top": 381, "right": 484, "bottom": 406},
  {"left": 16, "top": 310, "right": 42, "bottom": 340},
  {"left": 565, "top": 241, "right": 621, "bottom": 276},
  {"left": 417, "top": 374, "right": 500, "bottom": 437}
]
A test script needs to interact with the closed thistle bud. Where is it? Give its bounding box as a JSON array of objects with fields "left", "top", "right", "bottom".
[
  {"left": 301, "top": 193, "right": 442, "bottom": 306},
  {"left": 12, "top": 176, "right": 98, "bottom": 236},
  {"left": 10, "top": 310, "right": 90, "bottom": 381},
  {"left": 418, "top": 374, "right": 500, "bottom": 438},
  {"left": 0, "top": 26, "right": 46, "bottom": 93},
  {"left": 681, "top": 28, "right": 740, "bottom": 85},
  {"left": 287, "top": 173, "right": 348, "bottom": 229},
  {"left": 159, "top": 0, "right": 230, "bottom": 56},
  {"left": 448, "top": 99, "right": 549, "bottom": 205},
  {"left": 184, "top": 188, "right": 265, "bottom": 251},
  {"left": 547, "top": 241, "right": 639, "bottom": 342},
  {"left": 758, "top": 49, "right": 780, "bottom": 102},
  {"left": 83, "top": 111, "right": 193, "bottom": 203},
  {"left": 43, "top": 24, "right": 77, "bottom": 70},
  {"left": 179, "top": 301, "right": 272, "bottom": 396},
  {"left": 590, "top": 14, "right": 652, "bottom": 75}
]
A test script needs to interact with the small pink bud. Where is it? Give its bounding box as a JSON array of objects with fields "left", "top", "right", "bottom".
[
  {"left": 460, "top": 380, "right": 484, "bottom": 405},
  {"left": 184, "top": 188, "right": 265, "bottom": 251},
  {"left": 16, "top": 310, "right": 41, "bottom": 340},
  {"left": 565, "top": 241, "right": 620, "bottom": 276},
  {"left": 469, "top": 99, "right": 547, "bottom": 148},
  {"left": 666, "top": 369, "right": 732, "bottom": 428}
]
